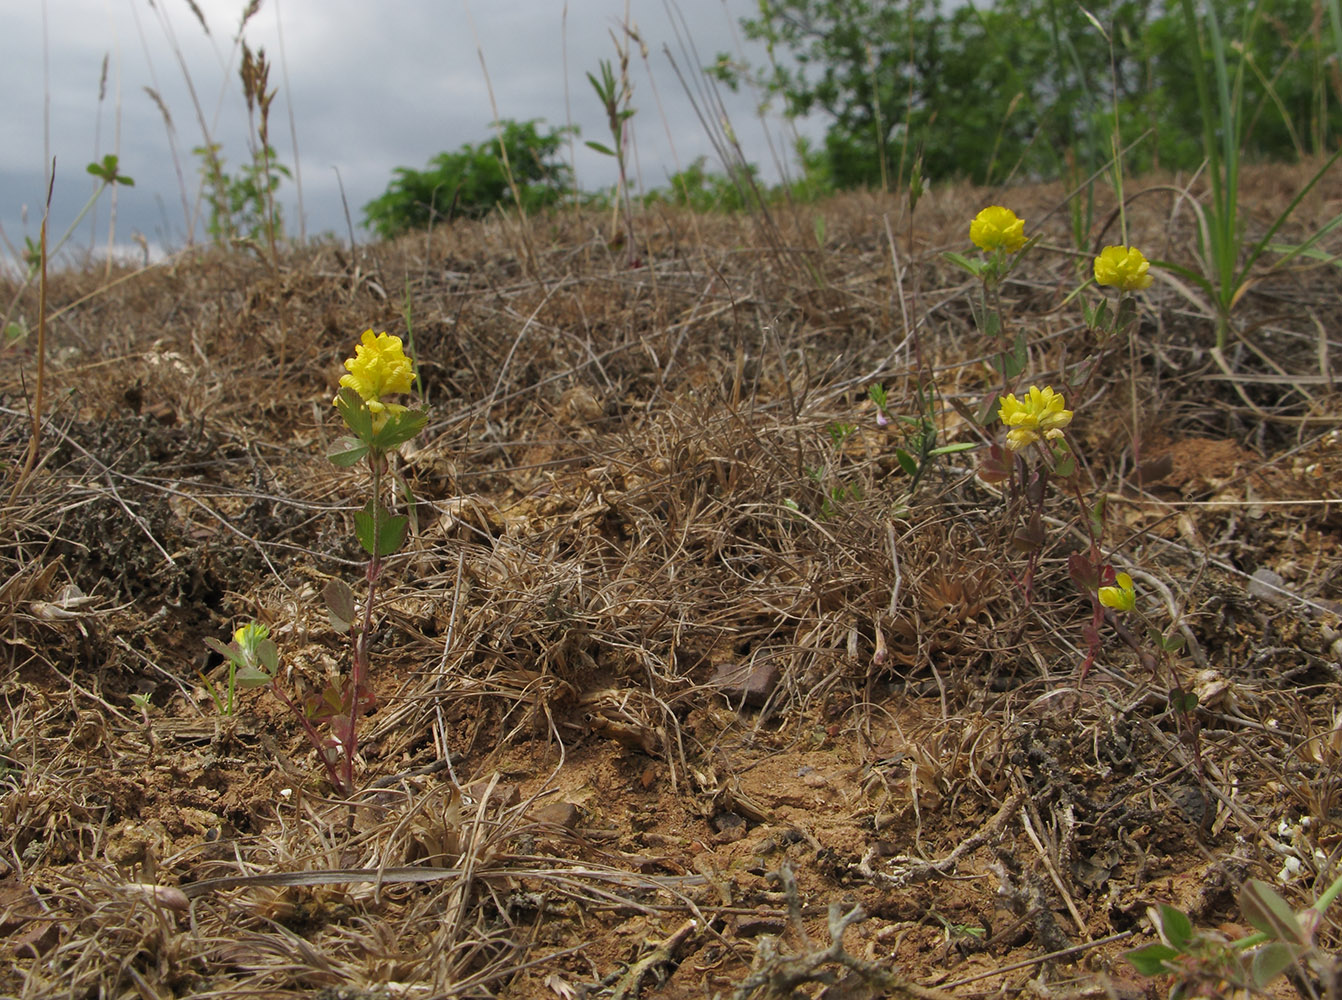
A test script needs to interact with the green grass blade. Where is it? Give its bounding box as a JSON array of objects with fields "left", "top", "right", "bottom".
[{"left": 1242, "top": 145, "right": 1342, "bottom": 274}]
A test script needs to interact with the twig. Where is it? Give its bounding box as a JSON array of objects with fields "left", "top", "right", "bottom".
[
  {"left": 863, "top": 792, "right": 1024, "bottom": 887},
  {"left": 734, "top": 865, "right": 958, "bottom": 1000},
  {"left": 1018, "top": 796, "right": 1089, "bottom": 939},
  {"left": 610, "top": 918, "right": 699, "bottom": 1000},
  {"left": 939, "top": 930, "right": 1135, "bottom": 988}
]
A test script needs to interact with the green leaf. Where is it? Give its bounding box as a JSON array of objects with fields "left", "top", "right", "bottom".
[
  {"left": 942, "top": 250, "right": 982, "bottom": 278},
  {"left": 1241, "top": 879, "right": 1307, "bottom": 945},
  {"left": 328, "top": 436, "right": 369, "bottom": 468},
  {"left": 323, "top": 578, "right": 356, "bottom": 628},
  {"left": 975, "top": 391, "right": 1002, "bottom": 427},
  {"left": 334, "top": 387, "right": 374, "bottom": 441},
  {"left": 195, "top": 670, "right": 227, "bottom": 714},
  {"left": 371, "top": 408, "right": 428, "bottom": 451},
  {"left": 235, "top": 665, "right": 273, "bottom": 688},
  {"left": 354, "top": 503, "right": 377, "bottom": 556},
  {"left": 86, "top": 154, "right": 134, "bottom": 186},
  {"left": 1088, "top": 496, "right": 1106, "bottom": 540},
  {"left": 895, "top": 449, "right": 919, "bottom": 478},
  {"left": 928, "top": 442, "right": 976, "bottom": 456},
  {"left": 203, "top": 636, "right": 242, "bottom": 666},
  {"left": 355, "top": 501, "right": 409, "bottom": 557},
  {"left": 1156, "top": 904, "right": 1194, "bottom": 950},
  {"left": 256, "top": 638, "right": 279, "bottom": 673},
  {"left": 1115, "top": 296, "right": 1138, "bottom": 331},
  {"left": 375, "top": 513, "right": 409, "bottom": 556},
  {"left": 1169, "top": 688, "right": 1199, "bottom": 714},
  {"left": 1250, "top": 941, "right": 1298, "bottom": 986},
  {"left": 585, "top": 140, "right": 617, "bottom": 157},
  {"left": 1126, "top": 942, "right": 1181, "bottom": 976},
  {"left": 998, "top": 330, "right": 1028, "bottom": 379}
]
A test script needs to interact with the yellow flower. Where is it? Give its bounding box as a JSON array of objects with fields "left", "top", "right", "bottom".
[
  {"left": 335, "top": 330, "right": 415, "bottom": 407},
  {"left": 970, "top": 206, "right": 1027, "bottom": 253},
  {"left": 1098, "top": 572, "right": 1137, "bottom": 613},
  {"left": 233, "top": 622, "right": 268, "bottom": 647},
  {"left": 1093, "top": 245, "right": 1153, "bottom": 291},
  {"left": 997, "top": 384, "right": 1073, "bottom": 451}
]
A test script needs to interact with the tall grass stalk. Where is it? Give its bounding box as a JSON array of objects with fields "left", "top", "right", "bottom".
[
  {"left": 1170, "top": 0, "right": 1342, "bottom": 352},
  {"left": 461, "top": 0, "right": 540, "bottom": 280},
  {"left": 8, "top": 173, "right": 52, "bottom": 508},
  {"left": 271, "top": 0, "right": 304, "bottom": 242}
]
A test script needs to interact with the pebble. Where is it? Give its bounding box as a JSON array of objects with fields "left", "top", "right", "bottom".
[{"left": 712, "top": 660, "right": 780, "bottom": 707}]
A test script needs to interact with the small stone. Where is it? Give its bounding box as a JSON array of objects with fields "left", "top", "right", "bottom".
[
  {"left": 531, "top": 802, "right": 580, "bottom": 830},
  {"left": 712, "top": 660, "right": 780, "bottom": 707},
  {"left": 711, "top": 812, "right": 747, "bottom": 843},
  {"left": 1248, "top": 568, "right": 1291, "bottom": 607},
  {"left": 463, "top": 779, "right": 520, "bottom": 808}
]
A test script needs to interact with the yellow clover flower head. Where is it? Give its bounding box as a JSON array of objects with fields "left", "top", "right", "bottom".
[
  {"left": 1098, "top": 572, "right": 1137, "bottom": 613},
  {"left": 1093, "top": 245, "right": 1153, "bottom": 291},
  {"left": 335, "top": 330, "right": 416, "bottom": 409},
  {"left": 997, "top": 384, "right": 1073, "bottom": 452},
  {"left": 970, "top": 206, "right": 1027, "bottom": 254},
  {"left": 233, "top": 622, "right": 269, "bottom": 648}
]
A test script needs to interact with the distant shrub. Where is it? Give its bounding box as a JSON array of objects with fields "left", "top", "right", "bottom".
[
  {"left": 194, "top": 142, "right": 291, "bottom": 246},
  {"left": 363, "top": 119, "right": 575, "bottom": 239},
  {"left": 642, "top": 146, "right": 833, "bottom": 213}
]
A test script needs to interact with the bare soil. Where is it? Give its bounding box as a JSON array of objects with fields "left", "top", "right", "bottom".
[{"left": 2, "top": 163, "right": 1341, "bottom": 999}]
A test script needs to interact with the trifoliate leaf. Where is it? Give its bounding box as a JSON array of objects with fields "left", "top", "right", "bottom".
[{"left": 370, "top": 407, "right": 428, "bottom": 451}]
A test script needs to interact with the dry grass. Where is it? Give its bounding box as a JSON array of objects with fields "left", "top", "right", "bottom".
[{"left": 0, "top": 162, "right": 1340, "bottom": 998}]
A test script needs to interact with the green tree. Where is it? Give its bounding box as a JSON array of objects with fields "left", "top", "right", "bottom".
[
  {"left": 363, "top": 119, "right": 575, "bottom": 239},
  {"left": 721, "top": 0, "right": 1337, "bottom": 190}
]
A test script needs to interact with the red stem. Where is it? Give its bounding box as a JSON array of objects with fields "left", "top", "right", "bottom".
[{"left": 345, "top": 450, "right": 385, "bottom": 793}]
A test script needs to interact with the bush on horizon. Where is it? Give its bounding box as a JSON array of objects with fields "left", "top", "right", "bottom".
[{"left": 363, "top": 118, "right": 574, "bottom": 239}]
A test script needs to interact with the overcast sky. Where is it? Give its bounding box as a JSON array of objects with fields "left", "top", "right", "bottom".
[{"left": 1, "top": 0, "right": 822, "bottom": 258}]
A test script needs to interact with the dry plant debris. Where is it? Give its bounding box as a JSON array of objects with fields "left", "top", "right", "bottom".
[{"left": 0, "top": 163, "right": 1340, "bottom": 998}]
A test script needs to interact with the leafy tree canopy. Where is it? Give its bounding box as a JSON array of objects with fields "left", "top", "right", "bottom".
[
  {"left": 717, "top": 0, "right": 1337, "bottom": 190},
  {"left": 364, "top": 118, "right": 575, "bottom": 239}
]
